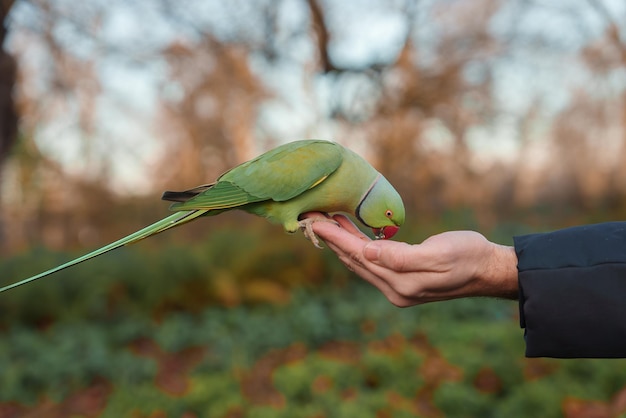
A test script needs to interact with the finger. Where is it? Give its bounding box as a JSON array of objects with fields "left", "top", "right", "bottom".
[
  {"left": 309, "top": 218, "right": 398, "bottom": 298},
  {"left": 309, "top": 218, "right": 345, "bottom": 243},
  {"left": 300, "top": 211, "right": 333, "bottom": 220},
  {"left": 314, "top": 221, "right": 367, "bottom": 254},
  {"left": 308, "top": 216, "right": 366, "bottom": 245},
  {"left": 327, "top": 243, "right": 402, "bottom": 302},
  {"left": 330, "top": 214, "right": 371, "bottom": 240},
  {"left": 344, "top": 260, "right": 403, "bottom": 303},
  {"left": 363, "top": 240, "right": 418, "bottom": 272}
]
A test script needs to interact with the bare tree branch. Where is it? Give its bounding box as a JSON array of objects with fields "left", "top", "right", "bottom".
[
  {"left": 306, "top": 0, "right": 334, "bottom": 73},
  {"left": 0, "top": 0, "right": 16, "bottom": 169}
]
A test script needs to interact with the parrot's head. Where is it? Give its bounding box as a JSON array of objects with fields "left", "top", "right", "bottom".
[{"left": 356, "top": 175, "right": 405, "bottom": 240}]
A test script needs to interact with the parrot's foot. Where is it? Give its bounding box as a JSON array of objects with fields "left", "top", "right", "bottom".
[{"left": 298, "top": 216, "right": 338, "bottom": 249}]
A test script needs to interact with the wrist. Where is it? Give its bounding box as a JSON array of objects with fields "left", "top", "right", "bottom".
[{"left": 482, "top": 243, "right": 519, "bottom": 300}]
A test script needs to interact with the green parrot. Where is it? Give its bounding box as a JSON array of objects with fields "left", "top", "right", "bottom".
[{"left": 0, "top": 139, "right": 405, "bottom": 293}]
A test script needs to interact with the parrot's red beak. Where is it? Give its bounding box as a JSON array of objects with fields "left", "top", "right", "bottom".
[{"left": 373, "top": 225, "right": 399, "bottom": 240}]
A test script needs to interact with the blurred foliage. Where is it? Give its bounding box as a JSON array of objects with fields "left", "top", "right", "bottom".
[{"left": 1, "top": 212, "right": 626, "bottom": 417}]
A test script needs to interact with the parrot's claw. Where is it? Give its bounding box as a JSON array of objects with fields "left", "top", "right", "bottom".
[{"left": 298, "top": 216, "right": 338, "bottom": 249}]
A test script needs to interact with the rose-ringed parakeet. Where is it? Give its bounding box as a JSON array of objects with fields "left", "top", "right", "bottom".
[{"left": 1, "top": 139, "right": 404, "bottom": 293}]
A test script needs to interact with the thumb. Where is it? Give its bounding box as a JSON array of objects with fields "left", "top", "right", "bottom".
[
  {"left": 364, "top": 240, "right": 414, "bottom": 271},
  {"left": 363, "top": 241, "right": 382, "bottom": 263}
]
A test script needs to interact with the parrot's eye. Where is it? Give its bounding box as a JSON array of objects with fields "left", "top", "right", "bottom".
[{"left": 385, "top": 210, "right": 393, "bottom": 218}]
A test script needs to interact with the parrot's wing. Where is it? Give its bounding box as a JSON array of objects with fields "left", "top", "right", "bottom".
[
  {"left": 227, "top": 140, "right": 343, "bottom": 201},
  {"left": 0, "top": 210, "right": 206, "bottom": 293},
  {"left": 166, "top": 180, "right": 268, "bottom": 211},
  {"left": 168, "top": 140, "right": 344, "bottom": 211}
]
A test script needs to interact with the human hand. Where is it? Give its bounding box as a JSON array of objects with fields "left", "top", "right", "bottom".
[{"left": 307, "top": 214, "right": 518, "bottom": 307}]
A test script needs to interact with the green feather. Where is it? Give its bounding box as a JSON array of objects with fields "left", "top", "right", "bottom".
[
  {"left": 0, "top": 210, "right": 205, "bottom": 293},
  {"left": 222, "top": 140, "right": 343, "bottom": 201},
  {"left": 170, "top": 140, "right": 344, "bottom": 212},
  {"left": 169, "top": 181, "right": 260, "bottom": 211}
]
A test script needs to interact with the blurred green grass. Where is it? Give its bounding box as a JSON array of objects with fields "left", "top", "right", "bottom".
[{"left": 1, "top": 210, "right": 625, "bottom": 417}]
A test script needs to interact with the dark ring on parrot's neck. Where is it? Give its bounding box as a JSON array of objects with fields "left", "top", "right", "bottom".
[{"left": 355, "top": 175, "right": 381, "bottom": 228}]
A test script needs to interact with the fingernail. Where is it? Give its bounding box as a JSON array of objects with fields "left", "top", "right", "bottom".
[{"left": 364, "top": 242, "right": 381, "bottom": 262}]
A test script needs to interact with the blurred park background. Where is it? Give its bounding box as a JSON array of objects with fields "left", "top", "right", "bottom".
[{"left": 1, "top": 0, "right": 626, "bottom": 416}]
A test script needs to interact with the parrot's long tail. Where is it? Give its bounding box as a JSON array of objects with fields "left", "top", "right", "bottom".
[{"left": 0, "top": 210, "right": 208, "bottom": 293}]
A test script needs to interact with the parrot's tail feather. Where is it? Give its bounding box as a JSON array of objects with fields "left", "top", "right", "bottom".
[
  {"left": 161, "top": 191, "right": 197, "bottom": 202},
  {"left": 123, "top": 210, "right": 207, "bottom": 245},
  {"left": 0, "top": 210, "right": 207, "bottom": 294},
  {"left": 162, "top": 184, "right": 214, "bottom": 202}
]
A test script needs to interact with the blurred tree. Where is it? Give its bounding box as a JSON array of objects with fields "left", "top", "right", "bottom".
[
  {"left": 584, "top": 0, "right": 626, "bottom": 208},
  {"left": 0, "top": 0, "right": 16, "bottom": 171},
  {"left": 303, "top": 0, "right": 504, "bottom": 214},
  {"left": 154, "top": 34, "right": 268, "bottom": 189},
  {"left": 2, "top": 0, "right": 626, "bottom": 252},
  {"left": 508, "top": 0, "right": 626, "bottom": 213}
]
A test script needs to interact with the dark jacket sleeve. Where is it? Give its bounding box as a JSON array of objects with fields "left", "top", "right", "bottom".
[{"left": 514, "top": 222, "right": 626, "bottom": 358}]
